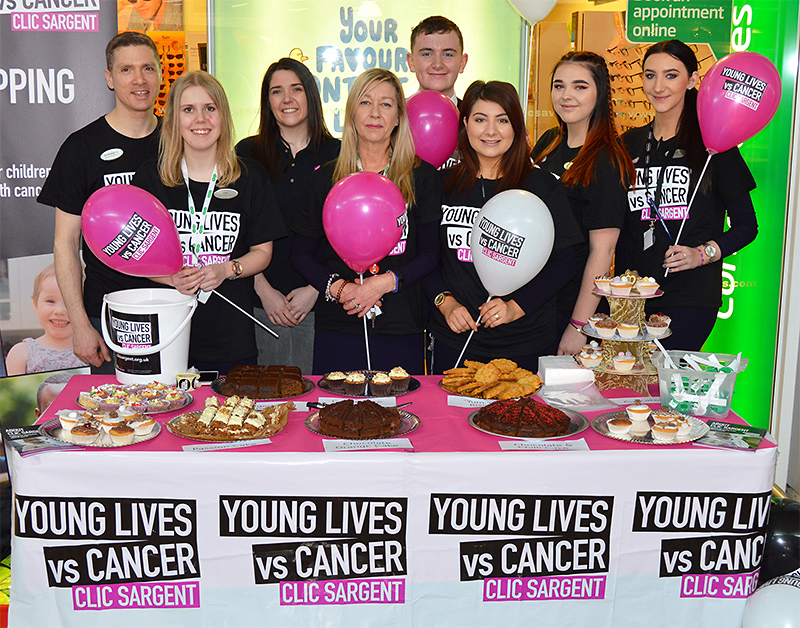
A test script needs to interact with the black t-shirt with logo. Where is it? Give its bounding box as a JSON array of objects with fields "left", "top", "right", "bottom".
[
  {"left": 133, "top": 158, "right": 285, "bottom": 363},
  {"left": 38, "top": 116, "right": 162, "bottom": 317},
  {"left": 621, "top": 124, "right": 756, "bottom": 309}
]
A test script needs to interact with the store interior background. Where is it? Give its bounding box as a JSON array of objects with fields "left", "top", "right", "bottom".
[{"left": 1, "top": 0, "right": 796, "bottom": 500}]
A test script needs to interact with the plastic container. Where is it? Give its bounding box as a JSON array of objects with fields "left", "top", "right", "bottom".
[
  {"left": 651, "top": 351, "right": 747, "bottom": 419},
  {"left": 101, "top": 288, "right": 197, "bottom": 385}
]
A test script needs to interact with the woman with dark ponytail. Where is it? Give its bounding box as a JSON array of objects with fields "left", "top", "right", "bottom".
[
  {"left": 532, "top": 51, "right": 635, "bottom": 355},
  {"left": 619, "top": 40, "right": 758, "bottom": 350}
]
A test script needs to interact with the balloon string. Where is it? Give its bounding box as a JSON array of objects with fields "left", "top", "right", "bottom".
[
  {"left": 454, "top": 296, "right": 492, "bottom": 369},
  {"left": 665, "top": 153, "right": 713, "bottom": 277},
  {"left": 361, "top": 272, "right": 372, "bottom": 370},
  {"left": 210, "top": 290, "right": 279, "bottom": 338}
]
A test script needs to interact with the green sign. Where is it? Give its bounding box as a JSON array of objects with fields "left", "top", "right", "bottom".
[
  {"left": 707, "top": 0, "right": 798, "bottom": 430},
  {"left": 627, "top": 0, "right": 734, "bottom": 57}
]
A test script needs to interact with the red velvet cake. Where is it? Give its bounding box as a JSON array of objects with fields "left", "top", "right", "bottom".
[{"left": 475, "top": 397, "right": 571, "bottom": 438}]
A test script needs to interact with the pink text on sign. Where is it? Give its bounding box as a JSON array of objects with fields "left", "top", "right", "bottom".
[
  {"left": 483, "top": 575, "right": 606, "bottom": 602},
  {"left": 72, "top": 581, "right": 200, "bottom": 610},
  {"left": 280, "top": 578, "right": 405, "bottom": 605},
  {"left": 680, "top": 572, "right": 759, "bottom": 598}
]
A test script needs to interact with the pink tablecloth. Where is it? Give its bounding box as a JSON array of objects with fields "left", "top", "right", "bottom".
[{"left": 39, "top": 375, "right": 774, "bottom": 454}]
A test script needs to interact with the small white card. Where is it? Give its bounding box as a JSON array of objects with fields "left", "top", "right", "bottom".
[
  {"left": 323, "top": 438, "right": 413, "bottom": 452},
  {"left": 254, "top": 400, "right": 297, "bottom": 411},
  {"left": 182, "top": 438, "right": 272, "bottom": 452},
  {"left": 315, "top": 396, "right": 397, "bottom": 408},
  {"left": 609, "top": 395, "right": 659, "bottom": 405},
  {"left": 448, "top": 395, "right": 492, "bottom": 408},
  {"left": 499, "top": 438, "right": 589, "bottom": 451}
]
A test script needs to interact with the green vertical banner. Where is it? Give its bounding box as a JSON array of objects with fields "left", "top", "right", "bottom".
[
  {"left": 211, "top": 0, "right": 523, "bottom": 142},
  {"left": 627, "top": 1, "right": 797, "bottom": 429},
  {"left": 708, "top": 1, "right": 798, "bottom": 429}
]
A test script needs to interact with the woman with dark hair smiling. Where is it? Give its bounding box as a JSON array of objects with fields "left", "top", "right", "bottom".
[
  {"left": 426, "top": 80, "right": 583, "bottom": 373},
  {"left": 237, "top": 58, "right": 340, "bottom": 373},
  {"left": 620, "top": 40, "right": 757, "bottom": 350},
  {"left": 532, "top": 51, "right": 635, "bottom": 355}
]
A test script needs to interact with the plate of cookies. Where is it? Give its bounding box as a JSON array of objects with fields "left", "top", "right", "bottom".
[{"left": 440, "top": 359, "right": 542, "bottom": 399}]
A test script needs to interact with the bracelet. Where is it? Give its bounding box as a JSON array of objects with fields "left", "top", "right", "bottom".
[
  {"left": 696, "top": 247, "right": 706, "bottom": 266},
  {"left": 324, "top": 274, "right": 340, "bottom": 302},
  {"left": 335, "top": 279, "right": 350, "bottom": 302},
  {"left": 386, "top": 270, "right": 399, "bottom": 293},
  {"left": 570, "top": 318, "right": 587, "bottom": 330}
]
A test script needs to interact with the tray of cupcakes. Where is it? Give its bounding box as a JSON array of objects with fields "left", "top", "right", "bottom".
[
  {"left": 40, "top": 408, "right": 160, "bottom": 447},
  {"left": 591, "top": 403, "right": 708, "bottom": 445},
  {"left": 77, "top": 381, "right": 192, "bottom": 414},
  {"left": 319, "top": 367, "right": 418, "bottom": 397}
]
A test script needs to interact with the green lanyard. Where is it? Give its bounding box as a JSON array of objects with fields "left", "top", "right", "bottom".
[{"left": 181, "top": 158, "right": 217, "bottom": 263}]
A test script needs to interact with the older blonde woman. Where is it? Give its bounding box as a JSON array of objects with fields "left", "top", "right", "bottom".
[
  {"left": 291, "top": 68, "right": 442, "bottom": 374},
  {"left": 133, "top": 71, "right": 286, "bottom": 374}
]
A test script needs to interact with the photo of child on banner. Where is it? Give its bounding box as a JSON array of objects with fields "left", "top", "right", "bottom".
[{"left": 454, "top": 189, "right": 555, "bottom": 367}]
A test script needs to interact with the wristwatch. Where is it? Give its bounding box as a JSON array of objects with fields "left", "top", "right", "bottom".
[
  {"left": 434, "top": 291, "right": 452, "bottom": 307},
  {"left": 230, "top": 260, "right": 243, "bottom": 280},
  {"left": 703, "top": 242, "right": 718, "bottom": 263}
]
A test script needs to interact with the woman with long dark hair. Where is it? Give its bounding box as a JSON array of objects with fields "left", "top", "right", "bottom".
[
  {"left": 532, "top": 51, "right": 635, "bottom": 355},
  {"left": 427, "top": 80, "right": 583, "bottom": 373},
  {"left": 620, "top": 40, "right": 757, "bottom": 350},
  {"left": 290, "top": 68, "right": 442, "bottom": 374},
  {"left": 236, "top": 58, "right": 340, "bottom": 373},
  {"left": 134, "top": 71, "right": 285, "bottom": 374}
]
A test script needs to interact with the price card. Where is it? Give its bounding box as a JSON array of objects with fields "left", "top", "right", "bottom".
[
  {"left": 182, "top": 438, "right": 272, "bottom": 452},
  {"left": 323, "top": 438, "right": 413, "bottom": 452},
  {"left": 499, "top": 438, "right": 589, "bottom": 451},
  {"left": 447, "top": 395, "right": 492, "bottom": 408},
  {"left": 609, "top": 395, "right": 659, "bottom": 406}
]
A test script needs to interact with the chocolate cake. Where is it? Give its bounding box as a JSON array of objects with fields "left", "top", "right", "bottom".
[
  {"left": 221, "top": 365, "right": 304, "bottom": 399},
  {"left": 475, "top": 397, "right": 571, "bottom": 438},
  {"left": 317, "top": 399, "right": 402, "bottom": 439}
]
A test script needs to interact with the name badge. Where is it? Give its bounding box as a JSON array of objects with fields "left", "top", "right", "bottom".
[
  {"left": 100, "top": 148, "right": 123, "bottom": 161},
  {"left": 214, "top": 188, "right": 238, "bottom": 199}
]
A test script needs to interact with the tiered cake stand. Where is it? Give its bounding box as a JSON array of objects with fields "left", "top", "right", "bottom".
[{"left": 581, "top": 289, "right": 671, "bottom": 394}]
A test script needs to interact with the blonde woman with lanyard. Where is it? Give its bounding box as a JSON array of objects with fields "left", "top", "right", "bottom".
[
  {"left": 619, "top": 40, "right": 757, "bottom": 350},
  {"left": 134, "top": 71, "right": 286, "bottom": 374},
  {"left": 291, "top": 68, "right": 442, "bottom": 374}
]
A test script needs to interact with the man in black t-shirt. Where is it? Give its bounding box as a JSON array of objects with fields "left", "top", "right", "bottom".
[{"left": 39, "top": 32, "right": 162, "bottom": 372}]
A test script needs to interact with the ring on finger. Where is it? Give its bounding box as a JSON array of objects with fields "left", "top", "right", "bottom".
[{"left": 494, "top": 313, "right": 500, "bottom": 320}]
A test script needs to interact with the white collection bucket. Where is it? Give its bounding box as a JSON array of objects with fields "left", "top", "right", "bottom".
[{"left": 101, "top": 288, "right": 197, "bottom": 385}]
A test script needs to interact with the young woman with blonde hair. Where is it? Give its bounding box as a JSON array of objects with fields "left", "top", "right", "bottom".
[
  {"left": 291, "top": 68, "right": 442, "bottom": 373},
  {"left": 133, "top": 71, "right": 286, "bottom": 374}
]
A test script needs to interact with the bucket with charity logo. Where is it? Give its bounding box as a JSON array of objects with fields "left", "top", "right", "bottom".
[{"left": 101, "top": 288, "right": 197, "bottom": 385}]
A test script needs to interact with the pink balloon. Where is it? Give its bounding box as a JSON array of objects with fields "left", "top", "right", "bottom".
[
  {"left": 698, "top": 52, "right": 781, "bottom": 154},
  {"left": 407, "top": 91, "right": 459, "bottom": 168},
  {"left": 323, "top": 172, "right": 405, "bottom": 274},
  {"left": 82, "top": 184, "right": 183, "bottom": 277}
]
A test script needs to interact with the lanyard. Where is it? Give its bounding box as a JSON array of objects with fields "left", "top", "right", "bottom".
[
  {"left": 642, "top": 125, "right": 675, "bottom": 241},
  {"left": 181, "top": 158, "right": 217, "bottom": 263},
  {"left": 356, "top": 157, "right": 389, "bottom": 176}
]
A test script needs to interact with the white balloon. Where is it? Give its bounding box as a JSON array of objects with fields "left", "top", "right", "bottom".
[
  {"left": 507, "top": 0, "right": 558, "bottom": 24},
  {"left": 470, "top": 189, "right": 555, "bottom": 297},
  {"left": 742, "top": 570, "right": 800, "bottom": 628}
]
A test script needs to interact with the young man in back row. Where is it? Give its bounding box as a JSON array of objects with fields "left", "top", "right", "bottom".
[
  {"left": 39, "top": 32, "right": 162, "bottom": 373},
  {"left": 408, "top": 15, "right": 468, "bottom": 107}
]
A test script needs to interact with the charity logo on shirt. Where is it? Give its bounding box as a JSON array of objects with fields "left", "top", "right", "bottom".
[
  {"left": 388, "top": 208, "right": 409, "bottom": 256},
  {"left": 441, "top": 204, "right": 481, "bottom": 263},
  {"left": 628, "top": 165, "right": 691, "bottom": 221},
  {"left": 103, "top": 171, "right": 135, "bottom": 186},
  {"left": 169, "top": 208, "right": 240, "bottom": 266}
]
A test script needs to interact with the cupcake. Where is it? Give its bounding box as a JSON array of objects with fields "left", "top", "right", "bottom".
[
  {"left": 609, "top": 276, "right": 633, "bottom": 296},
  {"left": 164, "top": 390, "right": 186, "bottom": 409},
  {"left": 626, "top": 401, "right": 651, "bottom": 422},
  {"left": 324, "top": 371, "right": 347, "bottom": 391},
  {"left": 595, "top": 318, "right": 618, "bottom": 339},
  {"left": 109, "top": 424, "right": 135, "bottom": 446},
  {"left": 607, "top": 417, "right": 632, "bottom": 435},
  {"left": 389, "top": 367, "right": 411, "bottom": 392},
  {"left": 587, "top": 314, "right": 605, "bottom": 329},
  {"left": 578, "top": 350, "right": 602, "bottom": 368},
  {"left": 100, "top": 414, "right": 125, "bottom": 433},
  {"left": 652, "top": 422, "right": 678, "bottom": 442},
  {"left": 674, "top": 417, "right": 692, "bottom": 437},
  {"left": 57, "top": 410, "right": 80, "bottom": 432},
  {"left": 344, "top": 372, "right": 367, "bottom": 396},
  {"left": 71, "top": 423, "right": 101, "bottom": 445},
  {"left": 652, "top": 408, "right": 682, "bottom": 425},
  {"left": 617, "top": 321, "right": 640, "bottom": 339},
  {"left": 369, "top": 372, "right": 393, "bottom": 396},
  {"left": 646, "top": 318, "right": 669, "bottom": 337},
  {"left": 636, "top": 277, "right": 660, "bottom": 295},
  {"left": 594, "top": 275, "right": 612, "bottom": 293},
  {"left": 613, "top": 352, "right": 636, "bottom": 372},
  {"left": 129, "top": 417, "right": 156, "bottom": 436},
  {"left": 630, "top": 421, "right": 651, "bottom": 438}
]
